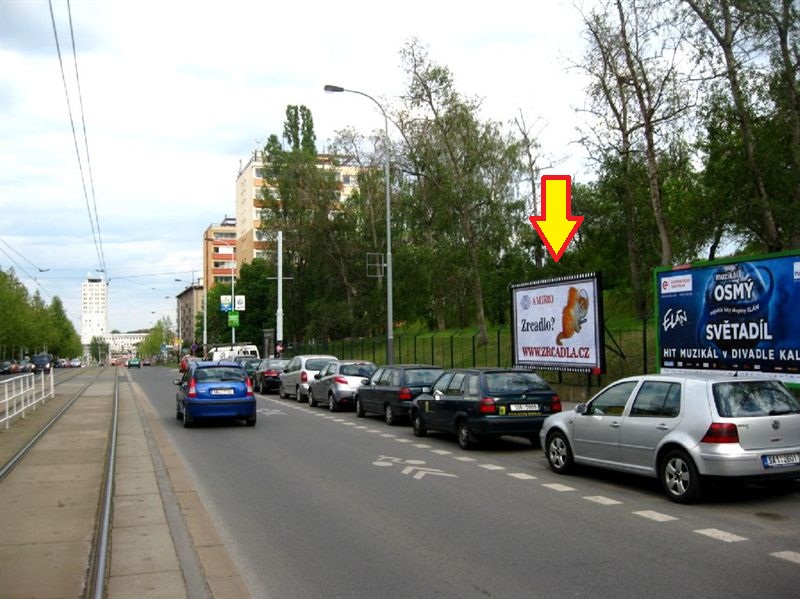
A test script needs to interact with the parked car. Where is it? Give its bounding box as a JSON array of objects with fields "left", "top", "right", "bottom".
[
  {"left": 0, "top": 360, "right": 14, "bottom": 374},
  {"left": 279, "top": 355, "right": 338, "bottom": 401},
  {"left": 56, "top": 358, "right": 68, "bottom": 368},
  {"left": 128, "top": 357, "right": 142, "bottom": 368},
  {"left": 540, "top": 373, "right": 800, "bottom": 503},
  {"left": 308, "top": 360, "right": 377, "bottom": 411},
  {"left": 411, "top": 368, "right": 562, "bottom": 449},
  {"left": 355, "top": 364, "right": 444, "bottom": 425},
  {"left": 16, "top": 358, "right": 34, "bottom": 373},
  {"left": 233, "top": 356, "right": 262, "bottom": 379},
  {"left": 180, "top": 355, "right": 200, "bottom": 372},
  {"left": 142, "top": 358, "right": 152, "bottom": 366},
  {"left": 253, "top": 358, "right": 289, "bottom": 394},
  {"left": 173, "top": 360, "right": 256, "bottom": 427},
  {"left": 69, "top": 358, "right": 83, "bottom": 368},
  {"left": 30, "top": 353, "right": 55, "bottom": 374}
]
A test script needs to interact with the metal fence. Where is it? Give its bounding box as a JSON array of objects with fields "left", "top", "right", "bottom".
[
  {"left": 1, "top": 370, "right": 55, "bottom": 429},
  {"left": 292, "top": 318, "right": 657, "bottom": 395}
]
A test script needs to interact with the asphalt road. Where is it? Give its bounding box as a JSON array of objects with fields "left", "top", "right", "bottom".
[{"left": 134, "top": 366, "right": 800, "bottom": 599}]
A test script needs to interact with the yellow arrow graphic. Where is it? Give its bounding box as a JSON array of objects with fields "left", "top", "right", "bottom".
[{"left": 528, "top": 175, "right": 583, "bottom": 262}]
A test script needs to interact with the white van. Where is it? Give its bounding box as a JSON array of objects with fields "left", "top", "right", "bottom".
[{"left": 205, "top": 344, "right": 260, "bottom": 362}]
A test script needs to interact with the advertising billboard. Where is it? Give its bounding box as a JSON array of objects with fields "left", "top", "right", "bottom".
[
  {"left": 655, "top": 251, "right": 800, "bottom": 386},
  {"left": 510, "top": 272, "right": 605, "bottom": 373}
]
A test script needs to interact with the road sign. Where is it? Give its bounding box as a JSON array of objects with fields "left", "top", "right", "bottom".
[
  {"left": 228, "top": 311, "right": 239, "bottom": 327},
  {"left": 220, "top": 295, "right": 232, "bottom": 312},
  {"left": 234, "top": 295, "right": 246, "bottom": 311}
]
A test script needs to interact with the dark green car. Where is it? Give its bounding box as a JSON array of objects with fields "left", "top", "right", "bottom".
[
  {"left": 128, "top": 357, "right": 142, "bottom": 368},
  {"left": 410, "top": 368, "right": 562, "bottom": 449}
]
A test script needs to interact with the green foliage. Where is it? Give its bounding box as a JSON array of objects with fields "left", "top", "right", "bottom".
[{"left": 0, "top": 269, "right": 81, "bottom": 359}]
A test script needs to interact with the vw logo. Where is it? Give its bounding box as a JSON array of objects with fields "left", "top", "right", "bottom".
[{"left": 771, "top": 420, "right": 781, "bottom": 430}]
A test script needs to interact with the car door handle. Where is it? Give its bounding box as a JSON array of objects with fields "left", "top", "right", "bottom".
[
  {"left": 656, "top": 424, "right": 669, "bottom": 430},
  {"left": 609, "top": 421, "right": 620, "bottom": 428}
]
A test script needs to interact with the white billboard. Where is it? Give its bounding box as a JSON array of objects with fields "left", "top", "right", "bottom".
[{"left": 510, "top": 272, "right": 605, "bottom": 373}]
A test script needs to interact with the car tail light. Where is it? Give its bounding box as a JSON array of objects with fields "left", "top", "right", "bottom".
[
  {"left": 301, "top": 371, "right": 308, "bottom": 383},
  {"left": 266, "top": 370, "right": 278, "bottom": 376},
  {"left": 246, "top": 377, "right": 254, "bottom": 397},
  {"left": 551, "top": 395, "right": 562, "bottom": 413},
  {"left": 399, "top": 387, "right": 413, "bottom": 401},
  {"left": 701, "top": 422, "right": 739, "bottom": 444},
  {"left": 334, "top": 376, "right": 349, "bottom": 385},
  {"left": 188, "top": 378, "right": 197, "bottom": 398},
  {"left": 479, "top": 397, "right": 497, "bottom": 414}
]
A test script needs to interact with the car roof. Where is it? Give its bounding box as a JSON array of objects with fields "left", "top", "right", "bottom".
[
  {"left": 619, "top": 373, "right": 779, "bottom": 385},
  {"left": 192, "top": 360, "right": 242, "bottom": 368}
]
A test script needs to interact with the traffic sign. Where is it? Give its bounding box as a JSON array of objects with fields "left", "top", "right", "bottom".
[
  {"left": 234, "top": 295, "right": 246, "bottom": 311},
  {"left": 228, "top": 311, "right": 239, "bottom": 327},
  {"left": 220, "top": 295, "right": 232, "bottom": 312}
]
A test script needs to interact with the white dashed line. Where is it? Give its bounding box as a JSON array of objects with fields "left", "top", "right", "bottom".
[
  {"left": 381, "top": 433, "right": 396, "bottom": 438},
  {"left": 333, "top": 419, "right": 345, "bottom": 422},
  {"left": 413, "top": 444, "right": 432, "bottom": 449},
  {"left": 771, "top": 551, "right": 800, "bottom": 565},
  {"left": 584, "top": 496, "right": 622, "bottom": 506},
  {"left": 453, "top": 456, "right": 477, "bottom": 462},
  {"left": 694, "top": 529, "right": 748, "bottom": 543},
  {"left": 542, "top": 483, "right": 575, "bottom": 492},
  {"left": 367, "top": 429, "right": 381, "bottom": 433},
  {"left": 342, "top": 422, "right": 356, "bottom": 426},
  {"left": 355, "top": 426, "right": 368, "bottom": 429},
  {"left": 431, "top": 449, "right": 453, "bottom": 455},
  {"left": 479, "top": 464, "right": 506, "bottom": 471},
  {"left": 634, "top": 511, "right": 678, "bottom": 522},
  {"left": 507, "top": 473, "right": 537, "bottom": 480},
  {"left": 394, "top": 438, "right": 413, "bottom": 443}
]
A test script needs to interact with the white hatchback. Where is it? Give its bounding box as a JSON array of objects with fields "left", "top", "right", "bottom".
[{"left": 540, "top": 373, "right": 800, "bottom": 503}]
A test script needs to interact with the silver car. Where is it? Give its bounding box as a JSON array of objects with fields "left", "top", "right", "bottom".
[
  {"left": 540, "top": 373, "right": 800, "bottom": 503},
  {"left": 308, "top": 360, "right": 377, "bottom": 411},
  {"left": 279, "top": 354, "right": 338, "bottom": 402}
]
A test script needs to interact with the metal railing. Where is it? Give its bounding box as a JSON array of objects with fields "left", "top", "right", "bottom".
[{"left": 1, "top": 370, "right": 55, "bottom": 429}]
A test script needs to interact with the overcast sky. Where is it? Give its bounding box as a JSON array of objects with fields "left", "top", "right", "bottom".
[{"left": 0, "top": 0, "right": 594, "bottom": 334}]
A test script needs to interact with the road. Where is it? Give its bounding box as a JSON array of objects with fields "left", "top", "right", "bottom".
[{"left": 134, "top": 367, "right": 800, "bottom": 599}]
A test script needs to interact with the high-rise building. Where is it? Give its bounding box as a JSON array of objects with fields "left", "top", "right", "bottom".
[
  {"left": 203, "top": 216, "right": 237, "bottom": 289},
  {"left": 81, "top": 274, "right": 108, "bottom": 345}
]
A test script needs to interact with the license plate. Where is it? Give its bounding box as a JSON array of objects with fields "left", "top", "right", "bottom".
[
  {"left": 211, "top": 388, "right": 235, "bottom": 396},
  {"left": 761, "top": 453, "right": 800, "bottom": 469},
  {"left": 510, "top": 404, "right": 540, "bottom": 412}
]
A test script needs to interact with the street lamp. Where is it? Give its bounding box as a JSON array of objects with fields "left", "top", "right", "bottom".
[{"left": 324, "top": 84, "right": 394, "bottom": 364}]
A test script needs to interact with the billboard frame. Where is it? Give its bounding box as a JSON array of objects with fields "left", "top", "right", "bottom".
[{"left": 510, "top": 272, "right": 606, "bottom": 374}]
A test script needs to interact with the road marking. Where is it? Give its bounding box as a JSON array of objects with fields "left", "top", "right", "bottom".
[
  {"left": 342, "top": 422, "right": 356, "bottom": 426},
  {"left": 453, "top": 456, "right": 476, "bottom": 462},
  {"left": 431, "top": 449, "right": 453, "bottom": 455},
  {"left": 634, "top": 511, "right": 678, "bottom": 522},
  {"left": 401, "top": 465, "right": 458, "bottom": 480},
  {"left": 394, "top": 438, "right": 413, "bottom": 443},
  {"left": 507, "top": 473, "right": 537, "bottom": 480},
  {"left": 542, "top": 483, "right": 575, "bottom": 492},
  {"left": 355, "top": 426, "right": 368, "bottom": 429},
  {"left": 367, "top": 429, "right": 381, "bottom": 433},
  {"left": 333, "top": 418, "right": 345, "bottom": 422},
  {"left": 413, "top": 444, "right": 432, "bottom": 449},
  {"left": 256, "top": 409, "right": 285, "bottom": 416},
  {"left": 479, "top": 464, "right": 506, "bottom": 471},
  {"left": 381, "top": 433, "right": 396, "bottom": 438},
  {"left": 694, "top": 529, "right": 748, "bottom": 543},
  {"left": 584, "top": 496, "right": 622, "bottom": 506},
  {"left": 771, "top": 551, "right": 800, "bottom": 565},
  {"left": 313, "top": 413, "right": 325, "bottom": 416}
]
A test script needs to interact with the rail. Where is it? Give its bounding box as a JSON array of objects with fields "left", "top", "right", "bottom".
[{"left": 1, "top": 370, "right": 54, "bottom": 429}]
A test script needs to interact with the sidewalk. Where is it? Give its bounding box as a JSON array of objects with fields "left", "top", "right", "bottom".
[{"left": 0, "top": 369, "right": 249, "bottom": 598}]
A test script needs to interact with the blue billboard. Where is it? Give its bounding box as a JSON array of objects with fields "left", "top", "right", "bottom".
[{"left": 655, "top": 251, "right": 800, "bottom": 386}]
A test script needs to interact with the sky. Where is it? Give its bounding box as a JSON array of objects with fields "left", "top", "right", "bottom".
[{"left": 1, "top": 0, "right": 595, "bottom": 334}]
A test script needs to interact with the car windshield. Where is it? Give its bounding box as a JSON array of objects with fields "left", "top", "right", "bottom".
[
  {"left": 306, "top": 358, "right": 334, "bottom": 370},
  {"left": 712, "top": 380, "right": 800, "bottom": 417},
  {"left": 485, "top": 371, "right": 550, "bottom": 394},
  {"left": 195, "top": 367, "right": 246, "bottom": 382},
  {"left": 405, "top": 369, "right": 444, "bottom": 386},
  {"left": 269, "top": 359, "right": 289, "bottom": 369},
  {"left": 341, "top": 363, "right": 376, "bottom": 377}
]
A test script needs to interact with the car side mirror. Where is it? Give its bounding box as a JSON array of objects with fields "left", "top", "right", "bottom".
[
  {"left": 172, "top": 379, "right": 181, "bottom": 386},
  {"left": 575, "top": 403, "right": 588, "bottom": 415},
  {"left": 361, "top": 378, "right": 370, "bottom": 385},
  {"left": 314, "top": 373, "right": 321, "bottom": 379},
  {"left": 422, "top": 386, "right": 430, "bottom": 393}
]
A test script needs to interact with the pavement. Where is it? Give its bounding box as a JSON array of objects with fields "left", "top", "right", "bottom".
[{"left": 0, "top": 368, "right": 250, "bottom": 598}]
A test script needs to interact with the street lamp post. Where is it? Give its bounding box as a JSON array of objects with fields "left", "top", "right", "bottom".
[{"left": 324, "top": 84, "right": 394, "bottom": 364}]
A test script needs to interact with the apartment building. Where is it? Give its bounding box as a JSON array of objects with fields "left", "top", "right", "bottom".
[
  {"left": 176, "top": 282, "right": 204, "bottom": 349},
  {"left": 234, "top": 149, "right": 360, "bottom": 270},
  {"left": 203, "top": 216, "right": 237, "bottom": 290},
  {"left": 80, "top": 274, "right": 108, "bottom": 345}
]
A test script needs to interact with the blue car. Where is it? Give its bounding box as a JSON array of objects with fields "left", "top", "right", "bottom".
[{"left": 174, "top": 361, "right": 256, "bottom": 427}]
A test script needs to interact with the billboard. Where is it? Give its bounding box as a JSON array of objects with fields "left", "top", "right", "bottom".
[
  {"left": 655, "top": 251, "right": 800, "bottom": 386},
  {"left": 510, "top": 272, "right": 605, "bottom": 373}
]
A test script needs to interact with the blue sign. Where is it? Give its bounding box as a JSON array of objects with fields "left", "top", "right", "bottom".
[{"left": 655, "top": 251, "right": 800, "bottom": 385}]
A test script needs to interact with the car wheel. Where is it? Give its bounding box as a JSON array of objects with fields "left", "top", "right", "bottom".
[
  {"left": 296, "top": 386, "right": 304, "bottom": 402},
  {"left": 245, "top": 415, "right": 257, "bottom": 427},
  {"left": 355, "top": 397, "right": 365, "bottom": 418},
  {"left": 279, "top": 383, "right": 288, "bottom": 399},
  {"left": 308, "top": 389, "right": 317, "bottom": 407},
  {"left": 411, "top": 410, "right": 427, "bottom": 437},
  {"left": 182, "top": 411, "right": 193, "bottom": 429},
  {"left": 546, "top": 431, "right": 574, "bottom": 474},
  {"left": 328, "top": 395, "right": 339, "bottom": 412},
  {"left": 660, "top": 449, "right": 703, "bottom": 504},
  {"left": 456, "top": 419, "right": 476, "bottom": 449},
  {"left": 384, "top": 404, "right": 396, "bottom": 426},
  {"left": 175, "top": 405, "right": 183, "bottom": 420}
]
